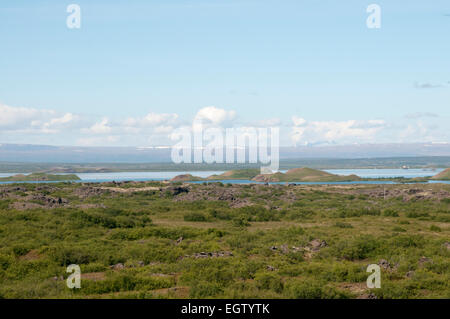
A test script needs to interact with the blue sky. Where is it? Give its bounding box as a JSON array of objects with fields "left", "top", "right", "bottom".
[{"left": 0, "top": 0, "right": 449, "bottom": 146}]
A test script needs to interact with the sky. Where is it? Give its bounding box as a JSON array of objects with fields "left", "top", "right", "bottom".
[{"left": 0, "top": 0, "right": 449, "bottom": 147}]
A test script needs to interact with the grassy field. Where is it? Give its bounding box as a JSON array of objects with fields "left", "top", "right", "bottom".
[{"left": 0, "top": 181, "right": 449, "bottom": 299}]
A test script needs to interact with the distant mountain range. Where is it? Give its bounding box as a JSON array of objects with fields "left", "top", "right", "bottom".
[{"left": 0, "top": 143, "right": 449, "bottom": 163}]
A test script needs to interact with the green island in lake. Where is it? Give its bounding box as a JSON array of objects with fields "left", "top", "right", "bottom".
[
  {"left": 431, "top": 168, "right": 450, "bottom": 181},
  {"left": 0, "top": 173, "right": 81, "bottom": 182},
  {"left": 171, "top": 167, "right": 450, "bottom": 183}
]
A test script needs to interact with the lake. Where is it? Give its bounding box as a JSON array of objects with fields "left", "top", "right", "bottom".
[
  {"left": 0, "top": 168, "right": 448, "bottom": 184},
  {"left": 323, "top": 168, "right": 444, "bottom": 178}
]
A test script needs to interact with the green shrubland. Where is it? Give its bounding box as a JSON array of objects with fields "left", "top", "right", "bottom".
[{"left": 0, "top": 182, "right": 448, "bottom": 298}]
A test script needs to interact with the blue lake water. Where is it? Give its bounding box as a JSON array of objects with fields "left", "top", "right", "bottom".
[
  {"left": 323, "top": 168, "right": 444, "bottom": 178},
  {"left": 0, "top": 168, "right": 448, "bottom": 184}
]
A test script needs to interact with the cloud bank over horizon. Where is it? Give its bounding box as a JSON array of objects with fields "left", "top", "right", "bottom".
[{"left": 0, "top": 103, "right": 448, "bottom": 147}]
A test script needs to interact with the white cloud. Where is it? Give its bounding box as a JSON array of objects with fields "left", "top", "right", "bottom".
[
  {"left": 1, "top": 102, "right": 447, "bottom": 147},
  {"left": 40, "top": 113, "right": 77, "bottom": 133},
  {"left": 82, "top": 118, "right": 112, "bottom": 134},
  {"left": 414, "top": 82, "right": 444, "bottom": 89},
  {"left": 124, "top": 112, "right": 178, "bottom": 127},
  {"left": 154, "top": 125, "right": 174, "bottom": 134},
  {"left": 292, "top": 116, "right": 306, "bottom": 126},
  {"left": 290, "top": 118, "right": 386, "bottom": 145},
  {"left": 194, "top": 106, "right": 236, "bottom": 125},
  {"left": 192, "top": 106, "right": 236, "bottom": 133},
  {"left": 405, "top": 112, "right": 439, "bottom": 119},
  {"left": 0, "top": 103, "right": 53, "bottom": 128},
  {"left": 0, "top": 103, "right": 77, "bottom": 134},
  {"left": 397, "top": 121, "right": 440, "bottom": 143}
]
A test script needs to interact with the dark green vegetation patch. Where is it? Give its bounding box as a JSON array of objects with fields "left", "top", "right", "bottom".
[{"left": 0, "top": 182, "right": 448, "bottom": 298}]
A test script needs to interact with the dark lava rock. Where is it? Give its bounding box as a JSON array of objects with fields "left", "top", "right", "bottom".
[{"left": 168, "top": 186, "right": 189, "bottom": 196}]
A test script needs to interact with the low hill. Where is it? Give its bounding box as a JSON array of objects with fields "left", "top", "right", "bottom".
[
  {"left": 207, "top": 169, "right": 260, "bottom": 180},
  {"left": 431, "top": 168, "right": 450, "bottom": 180},
  {"left": 0, "top": 173, "right": 80, "bottom": 182},
  {"left": 171, "top": 169, "right": 261, "bottom": 182},
  {"left": 252, "top": 167, "right": 361, "bottom": 182},
  {"left": 171, "top": 168, "right": 361, "bottom": 182},
  {"left": 170, "top": 174, "right": 204, "bottom": 182}
]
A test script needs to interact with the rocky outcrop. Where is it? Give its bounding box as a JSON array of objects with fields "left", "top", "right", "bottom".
[
  {"left": 309, "top": 239, "right": 328, "bottom": 252},
  {"left": 167, "top": 186, "right": 189, "bottom": 196},
  {"left": 179, "top": 251, "right": 233, "bottom": 260},
  {"left": 418, "top": 256, "right": 433, "bottom": 266},
  {"left": 378, "top": 259, "right": 392, "bottom": 270},
  {"left": 74, "top": 186, "right": 109, "bottom": 199},
  {"left": 269, "top": 239, "right": 328, "bottom": 256}
]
